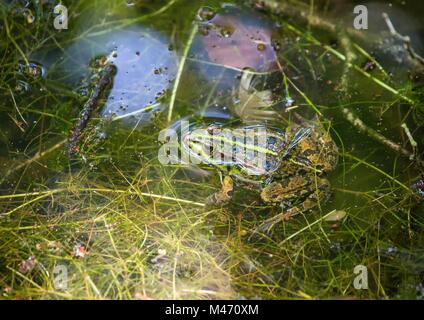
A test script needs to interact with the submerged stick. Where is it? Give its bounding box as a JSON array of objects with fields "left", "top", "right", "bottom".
[
  {"left": 67, "top": 64, "right": 116, "bottom": 156},
  {"left": 341, "top": 108, "right": 422, "bottom": 165},
  {"left": 382, "top": 12, "right": 424, "bottom": 66}
]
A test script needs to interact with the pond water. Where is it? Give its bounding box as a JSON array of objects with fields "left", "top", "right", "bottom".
[{"left": 0, "top": 0, "right": 423, "bottom": 299}]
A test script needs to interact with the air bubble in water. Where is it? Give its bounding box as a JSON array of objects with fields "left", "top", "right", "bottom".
[{"left": 18, "top": 61, "right": 46, "bottom": 79}]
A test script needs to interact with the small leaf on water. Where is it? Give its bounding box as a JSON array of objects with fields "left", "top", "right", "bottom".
[{"left": 324, "top": 210, "right": 347, "bottom": 222}]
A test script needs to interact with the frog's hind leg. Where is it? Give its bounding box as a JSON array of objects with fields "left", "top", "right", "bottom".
[
  {"left": 205, "top": 175, "right": 234, "bottom": 206},
  {"left": 257, "top": 177, "right": 331, "bottom": 232}
]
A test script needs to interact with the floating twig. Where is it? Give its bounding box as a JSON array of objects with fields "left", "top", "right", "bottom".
[{"left": 67, "top": 63, "right": 116, "bottom": 156}]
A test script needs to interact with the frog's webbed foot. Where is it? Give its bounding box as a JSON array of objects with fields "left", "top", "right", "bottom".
[{"left": 205, "top": 175, "right": 234, "bottom": 207}]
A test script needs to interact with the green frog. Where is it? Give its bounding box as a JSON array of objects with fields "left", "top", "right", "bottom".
[{"left": 180, "top": 115, "right": 338, "bottom": 230}]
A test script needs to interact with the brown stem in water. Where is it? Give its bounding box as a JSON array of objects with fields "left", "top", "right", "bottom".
[
  {"left": 341, "top": 108, "right": 423, "bottom": 167},
  {"left": 67, "top": 64, "right": 116, "bottom": 156}
]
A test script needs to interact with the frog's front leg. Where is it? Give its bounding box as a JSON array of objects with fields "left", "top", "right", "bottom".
[
  {"left": 258, "top": 176, "right": 331, "bottom": 232},
  {"left": 205, "top": 175, "right": 234, "bottom": 206}
]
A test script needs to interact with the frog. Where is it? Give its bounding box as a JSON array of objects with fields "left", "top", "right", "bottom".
[{"left": 180, "top": 115, "right": 338, "bottom": 231}]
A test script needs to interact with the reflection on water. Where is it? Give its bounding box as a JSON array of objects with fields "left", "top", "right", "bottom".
[
  {"left": 196, "top": 4, "right": 280, "bottom": 72},
  {"left": 188, "top": 4, "right": 286, "bottom": 119},
  {"left": 65, "top": 26, "right": 177, "bottom": 127}
]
